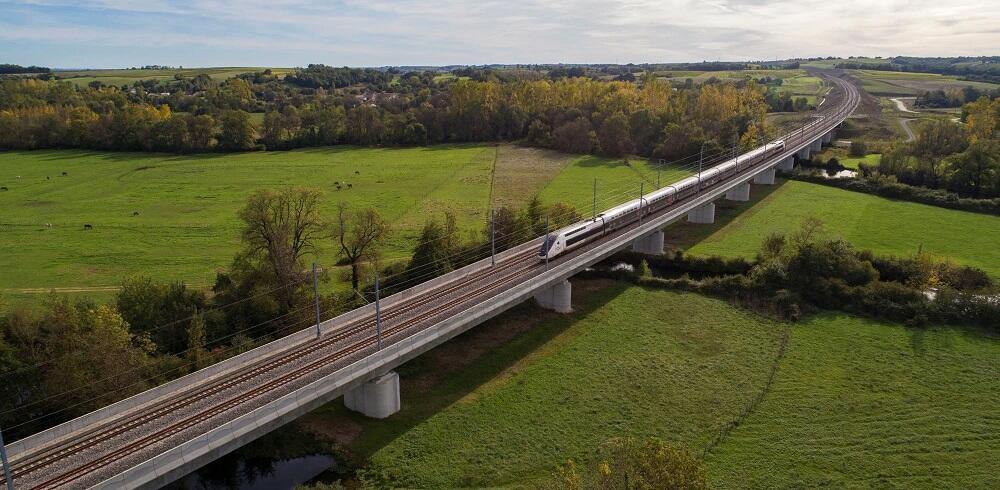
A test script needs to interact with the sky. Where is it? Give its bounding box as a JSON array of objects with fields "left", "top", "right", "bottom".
[{"left": 1, "top": 0, "right": 998, "bottom": 68}]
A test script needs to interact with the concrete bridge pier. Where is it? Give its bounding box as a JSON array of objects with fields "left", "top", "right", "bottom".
[
  {"left": 777, "top": 156, "right": 794, "bottom": 171},
  {"left": 632, "top": 230, "right": 664, "bottom": 255},
  {"left": 810, "top": 138, "right": 823, "bottom": 152},
  {"left": 822, "top": 131, "right": 833, "bottom": 144},
  {"left": 753, "top": 168, "right": 776, "bottom": 185},
  {"left": 344, "top": 371, "right": 401, "bottom": 419},
  {"left": 687, "top": 202, "right": 715, "bottom": 224},
  {"left": 796, "top": 147, "right": 811, "bottom": 160},
  {"left": 534, "top": 279, "right": 572, "bottom": 313},
  {"left": 725, "top": 182, "right": 750, "bottom": 201}
]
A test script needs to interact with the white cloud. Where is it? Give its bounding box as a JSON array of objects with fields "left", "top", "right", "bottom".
[{"left": 0, "top": 0, "right": 997, "bottom": 66}]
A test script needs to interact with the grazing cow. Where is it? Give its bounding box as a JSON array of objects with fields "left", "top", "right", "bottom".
[
  {"left": 83, "top": 224, "right": 93, "bottom": 230},
  {"left": 347, "top": 183, "right": 353, "bottom": 189},
  {"left": 46, "top": 176, "right": 50, "bottom": 180},
  {"left": 62, "top": 171, "right": 68, "bottom": 176},
  {"left": 0, "top": 186, "right": 7, "bottom": 191},
  {"left": 45, "top": 223, "right": 52, "bottom": 228},
  {"left": 354, "top": 170, "right": 360, "bottom": 174},
  {"left": 132, "top": 211, "right": 140, "bottom": 216}
]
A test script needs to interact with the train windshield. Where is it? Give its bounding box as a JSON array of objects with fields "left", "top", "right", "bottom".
[{"left": 538, "top": 234, "right": 557, "bottom": 256}]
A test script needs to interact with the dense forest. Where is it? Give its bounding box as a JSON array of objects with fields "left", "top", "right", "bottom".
[{"left": 0, "top": 64, "right": 775, "bottom": 159}]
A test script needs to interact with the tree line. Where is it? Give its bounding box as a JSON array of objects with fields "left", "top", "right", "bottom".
[
  {"left": 0, "top": 64, "right": 51, "bottom": 74},
  {"left": 0, "top": 71, "right": 770, "bottom": 160}
]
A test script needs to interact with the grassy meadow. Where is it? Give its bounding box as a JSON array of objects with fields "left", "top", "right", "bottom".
[
  {"left": 310, "top": 283, "right": 788, "bottom": 488},
  {"left": 0, "top": 145, "right": 685, "bottom": 305},
  {"left": 676, "top": 179, "right": 1000, "bottom": 278},
  {"left": 298, "top": 281, "right": 999, "bottom": 488},
  {"left": 708, "top": 314, "right": 1000, "bottom": 489}
]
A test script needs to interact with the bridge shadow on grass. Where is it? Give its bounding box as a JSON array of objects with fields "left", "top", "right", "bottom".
[
  {"left": 298, "top": 278, "right": 629, "bottom": 464},
  {"left": 663, "top": 178, "right": 789, "bottom": 252}
]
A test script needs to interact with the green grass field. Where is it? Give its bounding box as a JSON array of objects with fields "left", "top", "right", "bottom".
[
  {"left": 680, "top": 179, "right": 1000, "bottom": 277},
  {"left": 299, "top": 282, "right": 999, "bottom": 488},
  {"left": 53, "top": 67, "right": 293, "bottom": 87},
  {"left": 839, "top": 153, "right": 881, "bottom": 169},
  {"left": 708, "top": 314, "right": 1000, "bottom": 489},
  {"left": 0, "top": 145, "right": 688, "bottom": 306},
  {"left": 851, "top": 69, "right": 998, "bottom": 97},
  {"left": 320, "top": 283, "right": 787, "bottom": 488},
  {"left": 0, "top": 146, "right": 497, "bottom": 298}
]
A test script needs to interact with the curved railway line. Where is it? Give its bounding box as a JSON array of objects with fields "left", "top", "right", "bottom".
[{"left": 2, "top": 72, "right": 859, "bottom": 490}]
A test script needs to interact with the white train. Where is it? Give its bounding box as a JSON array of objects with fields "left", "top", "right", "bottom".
[{"left": 539, "top": 140, "right": 786, "bottom": 260}]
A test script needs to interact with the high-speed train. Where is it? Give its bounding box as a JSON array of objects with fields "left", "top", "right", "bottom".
[{"left": 539, "top": 140, "right": 786, "bottom": 260}]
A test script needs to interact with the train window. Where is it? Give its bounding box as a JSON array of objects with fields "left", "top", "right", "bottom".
[{"left": 565, "top": 226, "right": 587, "bottom": 236}]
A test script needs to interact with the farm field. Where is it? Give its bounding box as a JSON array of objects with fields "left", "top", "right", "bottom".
[
  {"left": 850, "top": 69, "right": 998, "bottom": 96},
  {"left": 708, "top": 313, "right": 1000, "bottom": 489},
  {"left": 657, "top": 69, "right": 825, "bottom": 105},
  {"left": 677, "top": 179, "right": 1000, "bottom": 278},
  {"left": 312, "top": 282, "right": 788, "bottom": 488},
  {"left": 0, "top": 145, "right": 684, "bottom": 306},
  {"left": 52, "top": 67, "right": 293, "bottom": 87}
]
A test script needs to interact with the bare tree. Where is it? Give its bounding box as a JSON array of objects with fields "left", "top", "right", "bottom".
[
  {"left": 238, "top": 187, "right": 324, "bottom": 308},
  {"left": 333, "top": 204, "right": 389, "bottom": 290}
]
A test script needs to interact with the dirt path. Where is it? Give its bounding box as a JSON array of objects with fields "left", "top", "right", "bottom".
[
  {"left": 899, "top": 118, "right": 916, "bottom": 142},
  {"left": 890, "top": 97, "right": 919, "bottom": 114}
]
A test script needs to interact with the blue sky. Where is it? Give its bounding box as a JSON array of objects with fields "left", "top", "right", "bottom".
[{"left": 1, "top": 0, "right": 998, "bottom": 68}]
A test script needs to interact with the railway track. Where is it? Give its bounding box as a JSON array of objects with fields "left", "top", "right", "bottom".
[
  {"left": 2, "top": 74, "right": 859, "bottom": 490},
  {"left": 8, "top": 247, "right": 538, "bottom": 488}
]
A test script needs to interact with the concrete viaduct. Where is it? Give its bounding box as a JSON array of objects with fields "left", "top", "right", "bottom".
[{"left": 0, "top": 74, "right": 860, "bottom": 490}]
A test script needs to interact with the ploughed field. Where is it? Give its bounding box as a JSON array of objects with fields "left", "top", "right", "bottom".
[{"left": 0, "top": 145, "right": 685, "bottom": 305}]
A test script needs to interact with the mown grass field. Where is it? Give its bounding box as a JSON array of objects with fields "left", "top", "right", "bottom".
[
  {"left": 0, "top": 145, "right": 686, "bottom": 305},
  {"left": 708, "top": 314, "right": 1000, "bottom": 489},
  {"left": 311, "top": 282, "right": 787, "bottom": 488},
  {"left": 679, "top": 179, "right": 1000, "bottom": 278}
]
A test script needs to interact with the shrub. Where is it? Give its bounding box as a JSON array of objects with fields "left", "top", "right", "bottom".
[
  {"left": 849, "top": 140, "right": 867, "bottom": 157},
  {"left": 554, "top": 437, "right": 707, "bottom": 490}
]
